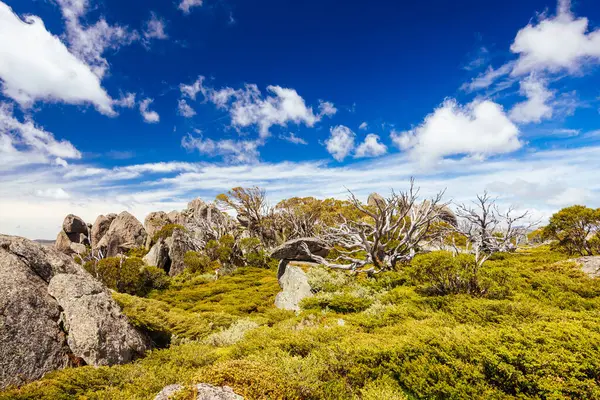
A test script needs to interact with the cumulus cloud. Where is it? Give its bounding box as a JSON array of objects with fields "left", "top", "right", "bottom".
[
  {"left": 511, "top": 0, "right": 600, "bottom": 75},
  {"left": 113, "top": 92, "right": 136, "bottom": 108},
  {"left": 509, "top": 75, "right": 555, "bottom": 124},
  {"left": 325, "top": 125, "right": 355, "bottom": 162},
  {"left": 359, "top": 122, "right": 368, "bottom": 130},
  {"left": 143, "top": 12, "right": 168, "bottom": 40},
  {"left": 140, "top": 98, "right": 160, "bottom": 123},
  {"left": 0, "top": 2, "right": 115, "bottom": 115},
  {"left": 178, "top": 99, "right": 196, "bottom": 118},
  {"left": 180, "top": 76, "right": 335, "bottom": 138},
  {"left": 54, "top": 0, "right": 138, "bottom": 79},
  {"left": 391, "top": 99, "right": 522, "bottom": 164},
  {"left": 179, "top": 0, "right": 203, "bottom": 14},
  {"left": 355, "top": 134, "right": 387, "bottom": 158},
  {"left": 0, "top": 103, "right": 81, "bottom": 170},
  {"left": 461, "top": 62, "right": 514, "bottom": 92},
  {"left": 182, "top": 134, "right": 260, "bottom": 164},
  {"left": 34, "top": 188, "right": 70, "bottom": 200},
  {"left": 279, "top": 132, "right": 308, "bottom": 145}
]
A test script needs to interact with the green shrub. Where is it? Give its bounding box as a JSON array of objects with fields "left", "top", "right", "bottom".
[
  {"left": 407, "top": 251, "right": 483, "bottom": 296},
  {"left": 183, "top": 251, "right": 214, "bottom": 274},
  {"left": 152, "top": 224, "right": 187, "bottom": 244},
  {"left": 239, "top": 237, "right": 271, "bottom": 268},
  {"left": 84, "top": 256, "right": 168, "bottom": 296}
]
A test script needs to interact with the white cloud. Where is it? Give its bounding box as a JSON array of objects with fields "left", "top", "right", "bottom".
[
  {"left": 511, "top": 0, "right": 600, "bottom": 75},
  {"left": 0, "top": 103, "right": 81, "bottom": 171},
  {"left": 509, "top": 75, "right": 555, "bottom": 124},
  {"left": 178, "top": 99, "right": 196, "bottom": 118},
  {"left": 140, "top": 98, "right": 160, "bottom": 123},
  {"left": 0, "top": 2, "right": 114, "bottom": 115},
  {"left": 355, "top": 134, "right": 387, "bottom": 158},
  {"left": 143, "top": 12, "right": 168, "bottom": 40},
  {"left": 183, "top": 77, "right": 335, "bottom": 139},
  {"left": 182, "top": 134, "right": 260, "bottom": 164},
  {"left": 54, "top": 157, "right": 69, "bottom": 167},
  {"left": 279, "top": 132, "right": 307, "bottom": 145},
  {"left": 325, "top": 125, "right": 355, "bottom": 162},
  {"left": 359, "top": 122, "right": 368, "bottom": 130},
  {"left": 179, "top": 0, "right": 203, "bottom": 14},
  {"left": 180, "top": 76, "right": 205, "bottom": 100},
  {"left": 34, "top": 188, "right": 70, "bottom": 200},
  {"left": 461, "top": 62, "right": 514, "bottom": 92},
  {"left": 318, "top": 100, "right": 337, "bottom": 118},
  {"left": 55, "top": 0, "right": 138, "bottom": 79},
  {"left": 113, "top": 92, "right": 136, "bottom": 108},
  {"left": 391, "top": 99, "right": 522, "bottom": 164}
]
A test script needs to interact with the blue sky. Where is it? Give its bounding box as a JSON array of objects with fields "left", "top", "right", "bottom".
[{"left": 1, "top": 0, "right": 600, "bottom": 239}]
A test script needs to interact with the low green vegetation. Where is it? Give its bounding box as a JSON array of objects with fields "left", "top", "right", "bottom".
[{"left": 4, "top": 244, "right": 600, "bottom": 399}]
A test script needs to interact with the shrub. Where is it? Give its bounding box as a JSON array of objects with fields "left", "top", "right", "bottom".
[
  {"left": 204, "top": 319, "right": 259, "bottom": 347},
  {"left": 407, "top": 251, "right": 483, "bottom": 296},
  {"left": 239, "top": 237, "right": 271, "bottom": 268},
  {"left": 543, "top": 205, "right": 600, "bottom": 255},
  {"left": 152, "top": 224, "right": 187, "bottom": 244},
  {"left": 183, "top": 251, "right": 214, "bottom": 274},
  {"left": 84, "top": 256, "right": 168, "bottom": 296},
  {"left": 306, "top": 266, "right": 351, "bottom": 293}
]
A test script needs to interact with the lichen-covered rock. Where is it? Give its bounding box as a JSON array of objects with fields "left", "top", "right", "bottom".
[
  {"left": 48, "top": 274, "right": 149, "bottom": 366},
  {"left": 274, "top": 261, "right": 313, "bottom": 311},
  {"left": 69, "top": 242, "right": 87, "bottom": 255},
  {"left": 62, "top": 214, "right": 88, "bottom": 235},
  {"left": 143, "top": 238, "right": 170, "bottom": 272},
  {"left": 144, "top": 211, "right": 172, "bottom": 245},
  {"left": 96, "top": 212, "right": 147, "bottom": 257},
  {"left": 165, "top": 229, "right": 202, "bottom": 276},
  {"left": 0, "top": 235, "right": 149, "bottom": 389},
  {"left": 55, "top": 230, "right": 74, "bottom": 254},
  {"left": 572, "top": 257, "right": 600, "bottom": 278},
  {"left": 270, "top": 238, "right": 330, "bottom": 262},
  {"left": 367, "top": 192, "right": 386, "bottom": 208},
  {"left": 154, "top": 383, "right": 243, "bottom": 400},
  {"left": 90, "top": 214, "right": 117, "bottom": 249}
]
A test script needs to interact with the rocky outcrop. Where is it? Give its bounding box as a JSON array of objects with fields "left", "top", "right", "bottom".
[
  {"left": 90, "top": 214, "right": 116, "bottom": 249},
  {"left": 144, "top": 212, "right": 172, "bottom": 247},
  {"left": 367, "top": 193, "right": 386, "bottom": 208},
  {"left": 62, "top": 214, "right": 88, "bottom": 239},
  {"left": 55, "top": 215, "right": 91, "bottom": 255},
  {"left": 143, "top": 238, "right": 170, "bottom": 272},
  {"left": 154, "top": 383, "right": 243, "bottom": 400},
  {"left": 270, "top": 238, "right": 330, "bottom": 262},
  {"left": 274, "top": 262, "right": 313, "bottom": 312},
  {"left": 572, "top": 257, "right": 600, "bottom": 278},
  {"left": 0, "top": 235, "right": 149, "bottom": 389},
  {"left": 165, "top": 229, "right": 203, "bottom": 276},
  {"left": 96, "top": 212, "right": 147, "bottom": 257}
]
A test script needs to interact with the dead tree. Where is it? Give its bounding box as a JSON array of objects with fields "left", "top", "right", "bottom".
[
  {"left": 453, "top": 192, "right": 536, "bottom": 268},
  {"left": 303, "top": 179, "right": 447, "bottom": 274}
]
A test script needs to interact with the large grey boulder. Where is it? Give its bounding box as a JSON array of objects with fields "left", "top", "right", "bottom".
[
  {"left": 144, "top": 211, "right": 172, "bottom": 246},
  {"left": 143, "top": 238, "right": 170, "bottom": 271},
  {"left": 367, "top": 192, "right": 386, "bottom": 209},
  {"left": 165, "top": 228, "right": 202, "bottom": 276},
  {"left": 96, "top": 212, "right": 148, "bottom": 257},
  {"left": 154, "top": 383, "right": 243, "bottom": 400},
  {"left": 572, "top": 257, "right": 600, "bottom": 278},
  {"left": 48, "top": 274, "right": 149, "bottom": 366},
  {"left": 274, "top": 262, "right": 313, "bottom": 312},
  {"left": 62, "top": 214, "right": 88, "bottom": 236},
  {"left": 270, "top": 238, "right": 330, "bottom": 262},
  {"left": 55, "top": 230, "right": 74, "bottom": 254},
  {"left": 90, "top": 214, "right": 117, "bottom": 249},
  {"left": 0, "top": 235, "right": 149, "bottom": 389}
]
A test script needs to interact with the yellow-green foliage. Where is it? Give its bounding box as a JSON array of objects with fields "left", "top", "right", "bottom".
[
  {"left": 152, "top": 223, "right": 187, "bottom": 244},
  {"left": 183, "top": 251, "right": 214, "bottom": 274},
  {"left": 5, "top": 247, "right": 600, "bottom": 399},
  {"left": 84, "top": 257, "right": 168, "bottom": 296}
]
